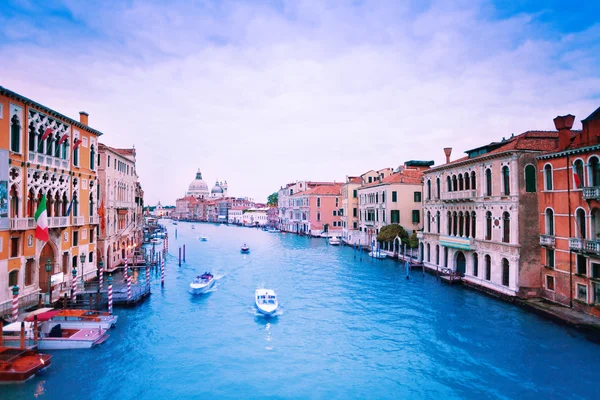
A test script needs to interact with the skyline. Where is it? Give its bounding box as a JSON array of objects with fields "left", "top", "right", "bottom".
[{"left": 1, "top": 0, "right": 599, "bottom": 205}]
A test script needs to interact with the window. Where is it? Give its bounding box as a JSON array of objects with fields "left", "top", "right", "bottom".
[
  {"left": 502, "top": 212, "right": 510, "bottom": 243},
  {"left": 427, "top": 211, "right": 431, "bottom": 232},
  {"left": 436, "top": 245, "right": 440, "bottom": 265},
  {"left": 472, "top": 212, "right": 476, "bottom": 238},
  {"left": 436, "top": 211, "right": 441, "bottom": 234},
  {"left": 25, "top": 258, "right": 34, "bottom": 286},
  {"left": 10, "top": 237, "right": 19, "bottom": 258},
  {"left": 89, "top": 252, "right": 94, "bottom": 263},
  {"left": 576, "top": 208, "right": 586, "bottom": 239},
  {"left": 414, "top": 192, "right": 421, "bottom": 202},
  {"left": 8, "top": 270, "right": 18, "bottom": 287},
  {"left": 452, "top": 175, "right": 457, "bottom": 192},
  {"left": 458, "top": 174, "right": 464, "bottom": 191},
  {"left": 386, "top": 210, "right": 397, "bottom": 224},
  {"left": 447, "top": 176, "right": 452, "bottom": 192},
  {"left": 10, "top": 114, "right": 21, "bottom": 153},
  {"left": 73, "top": 231, "right": 79, "bottom": 246},
  {"left": 594, "top": 282, "right": 600, "bottom": 305},
  {"left": 73, "top": 146, "right": 79, "bottom": 166},
  {"left": 436, "top": 177, "right": 440, "bottom": 198},
  {"left": 485, "top": 211, "right": 492, "bottom": 240},
  {"left": 525, "top": 165, "right": 536, "bottom": 192},
  {"left": 444, "top": 247, "right": 448, "bottom": 268},
  {"left": 412, "top": 210, "right": 420, "bottom": 224},
  {"left": 317, "top": 198, "right": 321, "bottom": 207},
  {"left": 471, "top": 172, "right": 476, "bottom": 191},
  {"left": 392, "top": 191, "right": 397, "bottom": 202},
  {"left": 28, "top": 124, "right": 36, "bottom": 152},
  {"left": 592, "top": 262, "right": 600, "bottom": 279},
  {"left": 353, "top": 208, "right": 357, "bottom": 217},
  {"left": 353, "top": 190, "right": 357, "bottom": 198},
  {"left": 472, "top": 253, "right": 478, "bottom": 277},
  {"left": 427, "top": 243, "right": 431, "bottom": 262},
  {"left": 589, "top": 156, "right": 600, "bottom": 187},
  {"left": 368, "top": 177, "right": 372, "bottom": 183},
  {"left": 90, "top": 145, "right": 96, "bottom": 170},
  {"left": 427, "top": 181, "right": 431, "bottom": 200},
  {"left": 353, "top": 222, "right": 357, "bottom": 229},
  {"left": 546, "top": 248, "right": 555, "bottom": 269},
  {"left": 485, "top": 255, "right": 491, "bottom": 280},
  {"left": 333, "top": 210, "right": 337, "bottom": 216},
  {"left": 316, "top": 212, "right": 321, "bottom": 221},
  {"left": 546, "top": 275, "right": 555, "bottom": 291},
  {"left": 577, "top": 255, "right": 587, "bottom": 275},
  {"left": 545, "top": 209, "right": 554, "bottom": 235},
  {"left": 544, "top": 164, "right": 553, "bottom": 190},
  {"left": 485, "top": 169, "right": 492, "bottom": 196},
  {"left": 502, "top": 166, "right": 510, "bottom": 195},
  {"left": 446, "top": 211, "right": 451, "bottom": 235},
  {"left": 574, "top": 159, "right": 584, "bottom": 188},
  {"left": 577, "top": 284, "right": 588, "bottom": 302}
]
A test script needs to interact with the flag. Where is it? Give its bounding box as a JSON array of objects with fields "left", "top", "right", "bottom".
[
  {"left": 73, "top": 138, "right": 82, "bottom": 149},
  {"left": 41, "top": 128, "right": 53, "bottom": 141},
  {"left": 66, "top": 199, "right": 74, "bottom": 216},
  {"left": 35, "top": 195, "right": 49, "bottom": 242},
  {"left": 98, "top": 200, "right": 106, "bottom": 233},
  {"left": 573, "top": 163, "right": 582, "bottom": 188},
  {"left": 57, "top": 134, "right": 69, "bottom": 145}
]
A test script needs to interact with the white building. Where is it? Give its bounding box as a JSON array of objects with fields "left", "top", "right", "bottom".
[{"left": 241, "top": 208, "right": 269, "bottom": 227}]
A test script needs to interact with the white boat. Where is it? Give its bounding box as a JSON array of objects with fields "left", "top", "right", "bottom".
[
  {"left": 150, "top": 238, "right": 161, "bottom": 244},
  {"left": 189, "top": 273, "right": 215, "bottom": 294},
  {"left": 241, "top": 244, "right": 250, "bottom": 253},
  {"left": 255, "top": 289, "right": 278, "bottom": 316},
  {"left": 172, "top": 221, "right": 178, "bottom": 225},
  {"left": 200, "top": 236, "right": 208, "bottom": 241},
  {"left": 328, "top": 236, "right": 341, "bottom": 245},
  {"left": 2, "top": 321, "right": 108, "bottom": 350},
  {"left": 25, "top": 309, "right": 118, "bottom": 330},
  {"left": 368, "top": 251, "right": 387, "bottom": 259},
  {"left": 266, "top": 228, "right": 279, "bottom": 233},
  {"left": 191, "top": 225, "right": 195, "bottom": 230}
]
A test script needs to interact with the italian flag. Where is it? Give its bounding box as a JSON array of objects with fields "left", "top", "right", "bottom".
[{"left": 35, "top": 194, "right": 49, "bottom": 242}]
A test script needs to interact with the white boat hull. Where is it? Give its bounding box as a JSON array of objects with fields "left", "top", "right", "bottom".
[
  {"left": 47, "top": 319, "right": 116, "bottom": 330},
  {"left": 368, "top": 252, "right": 387, "bottom": 259},
  {"left": 255, "top": 289, "right": 278, "bottom": 316},
  {"left": 189, "top": 279, "right": 215, "bottom": 294},
  {"left": 255, "top": 303, "right": 278, "bottom": 315}
]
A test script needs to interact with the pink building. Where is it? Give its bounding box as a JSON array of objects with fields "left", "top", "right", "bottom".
[{"left": 290, "top": 184, "right": 343, "bottom": 236}]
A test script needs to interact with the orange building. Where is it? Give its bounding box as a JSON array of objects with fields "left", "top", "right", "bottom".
[
  {"left": 0, "top": 86, "right": 101, "bottom": 316},
  {"left": 538, "top": 107, "right": 600, "bottom": 316}
]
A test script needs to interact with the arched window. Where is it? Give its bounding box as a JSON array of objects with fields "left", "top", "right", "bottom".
[
  {"left": 471, "top": 171, "right": 476, "bottom": 191},
  {"left": 465, "top": 173, "right": 470, "bottom": 190},
  {"left": 436, "top": 245, "right": 440, "bottom": 265},
  {"left": 436, "top": 177, "right": 440, "bottom": 198},
  {"left": 62, "top": 140, "right": 68, "bottom": 160},
  {"left": 25, "top": 258, "right": 34, "bottom": 286},
  {"left": 574, "top": 159, "right": 584, "bottom": 188},
  {"left": 427, "top": 243, "right": 431, "bottom": 262},
  {"left": 436, "top": 211, "right": 440, "bottom": 234},
  {"left": 576, "top": 208, "right": 586, "bottom": 239},
  {"left": 28, "top": 123, "right": 36, "bottom": 152},
  {"left": 502, "top": 166, "right": 510, "bottom": 195},
  {"left": 545, "top": 209, "right": 554, "bottom": 235},
  {"left": 485, "top": 211, "right": 492, "bottom": 240},
  {"left": 502, "top": 212, "right": 510, "bottom": 243},
  {"left": 427, "top": 211, "right": 431, "bottom": 232},
  {"left": 485, "top": 255, "right": 491, "bottom": 280},
  {"left": 427, "top": 180, "right": 431, "bottom": 200},
  {"left": 10, "top": 114, "right": 21, "bottom": 153},
  {"left": 502, "top": 258, "right": 510, "bottom": 287},
  {"left": 525, "top": 165, "right": 536, "bottom": 192},
  {"left": 90, "top": 145, "right": 96, "bottom": 170},
  {"left": 458, "top": 174, "right": 464, "bottom": 191},
  {"left": 444, "top": 247, "right": 448, "bottom": 268},
  {"left": 544, "top": 164, "right": 553, "bottom": 190},
  {"left": 447, "top": 176, "right": 452, "bottom": 192},
  {"left": 9, "top": 185, "right": 19, "bottom": 218},
  {"left": 54, "top": 133, "right": 61, "bottom": 158},
  {"left": 452, "top": 211, "right": 458, "bottom": 236},
  {"left": 46, "top": 133, "right": 53, "bottom": 156},
  {"left": 447, "top": 211, "right": 451, "bottom": 235},
  {"left": 472, "top": 253, "right": 479, "bottom": 277},
  {"left": 452, "top": 175, "right": 458, "bottom": 192},
  {"left": 458, "top": 212, "right": 464, "bottom": 237},
  {"left": 8, "top": 270, "right": 19, "bottom": 287},
  {"left": 73, "top": 146, "right": 79, "bottom": 166},
  {"left": 471, "top": 212, "right": 476, "bottom": 238},
  {"left": 589, "top": 156, "right": 600, "bottom": 187},
  {"left": 89, "top": 193, "right": 94, "bottom": 217},
  {"left": 465, "top": 212, "right": 471, "bottom": 237},
  {"left": 486, "top": 169, "right": 492, "bottom": 196},
  {"left": 317, "top": 198, "right": 321, "bottom": 207},
  {"left": 89, "top": 251, "right": 94, "bottom": 263}
]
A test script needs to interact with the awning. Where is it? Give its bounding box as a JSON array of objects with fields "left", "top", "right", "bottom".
[
  {"left": 25, "top": 309, "right": 60, "bottom": 322},
  {"left": 3, "top": 321, "right": 34, "bottom": 332}
]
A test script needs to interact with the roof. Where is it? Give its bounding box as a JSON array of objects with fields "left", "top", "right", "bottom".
[
  {"left": 99, "top": 143, "right": 136, "bottom": 159},
  {"left": 294, "top": 184, "right": 342, "bottom": 196},
  {"left": 361, "top": 169, "right": 423, "bottom": 188},
  {"left": 24, "top": 310, "right": 60, "bottom": 322},
  {"left": 0, "top": 85, "right": 104, "bottom": 136},
  {"left": 582, "top": 105, "right": 600, "bottom": 122}
]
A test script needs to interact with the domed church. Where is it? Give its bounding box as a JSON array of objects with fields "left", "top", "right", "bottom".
[
  {"left": 187, "top": 169, "right": 210, "bottom": 199},
  {"left": 210, "top": 180, "right": 228, "bottom": 198}
]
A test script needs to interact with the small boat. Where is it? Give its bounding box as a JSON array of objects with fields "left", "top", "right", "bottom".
[
  {"left": 255, "top": 289, "right": 278, "bottom": 316},
  {"left": 2, "top": 322, "right": 109, "bottom": 350},
  {"left": 328, "top": 236, "right": 341, "bottom": 245},
  {"left": 266, "top": 228, "right": 279, "bottom": 233},
  {"left": 150, "top": 238, "right": 161, "bottom": 244},
  {"left": 368, "top": 251, "right": 387, "bottom": 259},
  {"left": 172, "top": 221, "right": 178, "bottom": 225},
  {"left": 189, "top": 272, "right": 215, "bottom": 294},
  {"left": 0, "top": 346, "right": 52, "bottom": 383},
  {"left": 191, "top": 225, "right": 195, "bottom": 230},
  {"left": 200, "top": 236, "right": 208, "bottom": 241},
  {"left": 25, "top": 309, "right": 118, "bottom": 330},
  {"left": 241, "top": 244, "right": 250, "bottom": 253}
]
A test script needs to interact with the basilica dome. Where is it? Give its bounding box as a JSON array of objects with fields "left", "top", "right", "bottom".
[
  {"left": 187, "top": 169, "right": 209, "bottom": 198},
  {"left": 211, "top": 182, "right": 224, "bottom": 195}
]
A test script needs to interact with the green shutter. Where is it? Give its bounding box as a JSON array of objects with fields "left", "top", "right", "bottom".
[
  {"left": 525, "top": 165, "right": 536, "bottom": 192},
  {"left": 392, "top": 191, "right": 397, "bottom": 202},
  {"left": 414, "top": 192, "right": 422, "bottom": 202},
  {"left": 412, "top": 210, "right": 420, "bottom": 223}
]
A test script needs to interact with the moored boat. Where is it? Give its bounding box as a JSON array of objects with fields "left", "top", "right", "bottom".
[
  {"left": 189, "top": 272, "right": 215, "bottom": 295},
  {"left": 0, "top": 347, "right": 52, "bottom": 383},
  {"left": 25, "top": 309, "right": 118, "bottom": 330},
  {"left": 328, "top": 236, "right": 341, "bottom": 245},
  {"left": 368, "top": 251, "right": 387, "bottom": 259},
  {"left": 240, "top": 244, "right": 250, "bottom": 253},
  {"left": 2, "top": 321, "right": 109, "bottom": 350},
  {"left": 255, "top": 289, "right": 278, "bottom": 316}
]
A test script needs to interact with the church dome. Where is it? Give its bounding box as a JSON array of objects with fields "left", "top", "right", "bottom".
[
  {"left": 211, "top": 181, "right": 224, "bottom": 194},
  {"left": 187, "top": 169, "right": 209, "bottom": 198}
]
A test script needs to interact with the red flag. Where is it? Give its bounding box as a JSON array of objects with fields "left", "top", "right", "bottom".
[
  {"left": 98, "top": 200, "right": 106, "bottom": 234},
  {"left": 573, "top": 163, "right": 582, "bottom": 188},
  {"left": 57, "top": 134, "right": 69, "bottom": 145},
  {"left": 73, "top": 138, "right": 82, "bottom": 149},
  {"left": 41, "top": 128, "right": 53, "bottom": 141}
]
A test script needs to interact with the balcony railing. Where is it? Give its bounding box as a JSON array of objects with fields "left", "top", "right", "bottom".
[
  {"left": 569, "top": 237, "right": 600, "bottom": 254},
  {"left": 583, "top": 187, "right": 600, "bottom": 200},
  {"left": 440, "top": 190, "right": 477, "bottom": 202},
  {"left": 89, "top": 215, "right": 99, "bottom": 225},
  {"left": 440, "top": 234, "right": 475, "bottom": 250},
  {"left": 72, "top": 216, "right": 84, "bottom": 226},
  {"left": 416, "top": 231, "right": 424, "bottom": 240},
  {"left": 48, "top": 216, "right": 69, "bottom": 228},
  {"left": 10, "top": 217, "right": 35, "bottom": 230},
  {"left": 540, "top": 234, "right": 556, "bottom": 247}
]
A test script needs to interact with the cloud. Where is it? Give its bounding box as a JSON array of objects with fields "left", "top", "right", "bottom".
[{"left": 1, "top": 0, "right": 599, "bottom": 205}]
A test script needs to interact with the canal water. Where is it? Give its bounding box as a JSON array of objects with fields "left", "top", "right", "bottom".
[{"left": 3, "top": 222, "right": 599, "bottom": 399}]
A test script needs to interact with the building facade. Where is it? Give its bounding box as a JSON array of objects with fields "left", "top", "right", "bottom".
[
  {"left": 537, "top": 109, "right": 600, "bottom": 316},
  {"left": 420, "top": 132, "right": 561, "bottom": 298},
  {"left": 288, "top": 184, "right": 342, "bottom": 236},
  {"left": 341, "top": 176, "right": 361, "bottom": 245},
  {"left": 97, "top": 144, "right": 143, "bottom": 271},
  {"left": 1, "top": 86, "right": 100, "bottom": 315}
]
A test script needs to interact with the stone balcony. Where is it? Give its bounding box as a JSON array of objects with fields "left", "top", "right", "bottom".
[
  {"left": 440, "top": 190, "right": 477, "bottom": 202},
  {"left": 416, "top": 231, "right": 424, "bottom": 240},
  {"left": 28, "top": 151, "right": 69, "bottom": 170},
  {"left": 582, "top": 187, "right": 600, "bottom": 201},
  {"left": 89, "top": 215, "right": 99, "bottom": 225},
  {"left": 10, "top": 217, "right": 35, "bottom": 230},
  {"left": 72, "top": 216, "right": 84, "bottom": 226},
  {"left": 48, "top": 216, "right": 69, "bottom": 228},
  {"left": 539, "top": 234, "right": 556, "bottom": 247},
  {"left": 439, "top": 234, "right": 475, "bottom": 250},
  {"left": 569, "top": 237, "right": 600, "bottom": 254}
]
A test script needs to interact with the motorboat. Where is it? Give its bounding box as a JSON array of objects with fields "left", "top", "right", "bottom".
[
  {"left": 25, "top": 309, "right": 118, "bottom": 330},
  {"left": 0, "top": 346, "right": 52, "bottom": 383},
  {"left": 200, "top": 236, "right": 208, "bottom": 241},
  {"left": 240, "top": 244, "right": 250, "bottom": 253},
  {"left": 2, "top": 321, "right": 108, "bottom": 350},
  {"left": 328, "top": 236, "right": 341, "bottom": 245},
  {"left": 172, "top": 221, "right": 178, "bottom": 225},
  {"left": 191, "top": 225, "right": 195, "bottom": 230},
  {"left": 266, "top": 228, "right": 279, "bottom": 233},
  {"left": 255, "top": 289, "right": 278, "bottom": 316},
  {"left": 150, "top": 238, "right": 161, "bottom": 244},
  {"left": 368, "top": 251, "right": 387, "bottom": 259},
  {"left": 189, "top": 272, "right": 215, "bottom": 295}
]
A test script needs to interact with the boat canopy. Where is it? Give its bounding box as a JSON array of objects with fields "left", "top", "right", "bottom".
[
  {"left": 24, "top": 309, "right": 61, "bottom": 322},
  {"left": 2, "top": 321, "right": 34, "bottom": 332}
]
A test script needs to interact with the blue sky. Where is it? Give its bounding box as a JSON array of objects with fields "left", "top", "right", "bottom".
[{"left": 1, "top": 0, "right": 599, "bottom": 205}]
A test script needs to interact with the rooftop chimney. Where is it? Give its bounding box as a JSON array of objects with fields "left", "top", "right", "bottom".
[
  {"left": 443, "top": 147, "right": 452, "bottom": 164},
  {"left": 79, "top": 111, "right": 89, "bottom": 126},
  {"left": 554, "top": 114, "right": 575, "bottom": 151}
]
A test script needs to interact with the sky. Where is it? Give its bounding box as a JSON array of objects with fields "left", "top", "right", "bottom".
[{"left": 1, "top": 0, "right": 599, "bottom": 206}]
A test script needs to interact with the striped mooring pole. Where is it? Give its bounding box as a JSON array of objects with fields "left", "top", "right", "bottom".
[
  {"left": 146, "top": 263, "right": 150, "bottom": 289},
  {"left": 123, "top": 259, "right": 128, "bottom": 283},
  {"left": 72, "top": 265, "right": 78, "bottom": 300},
  {"left": 11, "top": 285, "right": 19, "bottom": 322},
  {"left": 98, "top": 263, "right": 103, "bottom": 292},
  {"left": 107, "top": 274, "right": 113, "bottom": 314},
  {"left": 126, "top": 268, "right": 132, "bottom": 300},
  {"left": 161, "top": 256, "right": 165, "bottom": 286}
]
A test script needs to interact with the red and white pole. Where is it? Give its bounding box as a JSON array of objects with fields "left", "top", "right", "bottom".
[
  {"left": 123, "top": 259, "right": 128, "bottom": 283},
  {"left": 11, "top": 285, "right": 19, "bottom": 322},
  {"left": 161, "top": 257, "right": 165, "bottom": 286},
  {"left": 126, "top": 269, "right": 132, "bottom": 300},
  {"left": 72, "top": 267, "right": 78, "bottom": 299},
  {"left": 146, "top": 263, "right": 150, "bottom": 289},
  {"left": 99, "top": 265, "right": 103, "bottom": 291},
  {"left": 107, "top": 274, "right": 113, "bottom": 314}
]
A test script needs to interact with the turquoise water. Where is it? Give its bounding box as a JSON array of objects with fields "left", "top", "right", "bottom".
[{"left": 2, "top": 222, "right": 599, "bottom": 400}]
